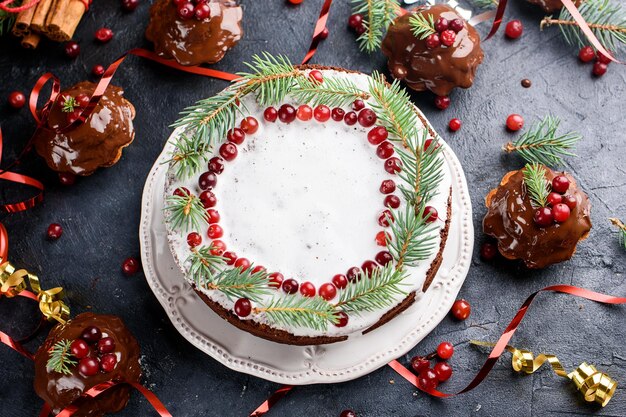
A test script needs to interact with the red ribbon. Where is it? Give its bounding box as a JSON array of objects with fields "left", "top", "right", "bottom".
[
  {"left": 0, "top": 0, "right": 41, "bottom": 12},
  {"left": 302, "top": 0, "right": 333, "bottom": 64},
  {"left": 0, "top": 329, "right": 34, "bottom": 360},
  {"left": 248, "top": 385, "right": 293, "bottom": 417}
]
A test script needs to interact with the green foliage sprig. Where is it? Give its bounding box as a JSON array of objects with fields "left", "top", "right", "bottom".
[
  {"left": 523, "top": 163, "right": 550, "bottom": 208},
  {"left": 294, "top": 76, "right": 369, "bottom": 108},
  {"left": 0, "top": 9, "right": 16, "bottom": 37},
  {"left": 165, "top": 134, "right": 211, "bottom": 180},
  {"left": 351, "top": 0, "right": 401, "bottom": 53},
  {"left": 387, "top": 204, "right": 439, "bottom": 269},
  {"left": 47, "top": 339, "right": 76, "bottom": 375},
  {"left": 610, "top": 218, "right": 626, "bottom": 250},
  {"left": 164, "top": 193, "right": 208, "bottom": 232},
  {"left": 257, "top": 296, "right": 338, "bottom": 331},
  {"left": 409, "top": 12, "right": 436, "bottom": 40},
  {"left": 208, "top": 267, "right": 272, "bottom": 302},
  {"left": 62, "top": 97, "right": 78, "bottom": 113},
  {"left": 187, "top": 245, "right": 226, "bottom": 287},
  {"left": 504, "top": 116, "right": 581, "bottom": 167},
  {"left": 470, "top": 0, "right": 499, "bottom": 9}
]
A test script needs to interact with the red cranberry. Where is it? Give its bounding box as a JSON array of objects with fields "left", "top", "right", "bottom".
[
  {"left": 597, "top": 50, "right": 613, "bottom": 64},
  {"left": 187, "top": 232, "right": 202, "bottom": 247},
  {"left": 346, "top": 266, "right": 361, "bottom": 282},
  {"left": 451, "top": 299, "right": 471, "bottom": 320},
  {"left": 8, "top": 91, "right": 26, "bottom": 109},
  {"left": 309, "top": 70, "right": 324, "bottom": 83},
  {"left": 64, "top": 41, "right": 80, "bottom": 58},
  {"left": 207, "top": 209, "right": 220, "bottom": 224},
  {"left": 100, "top": 353, "right": 118, "bottom": 373},
  {"left": 425, "top": 33, "right": 441, "bottom": 49},
  {"left": 234, "top": 257, "right": 250, "bottom": 271},
  {"left": 480, "top": 242, "right": 497, "bottom": 260},
  {"left": 297, "top": 104, "right": 313, "bottom": 121},
  {"left": 376, "top": 142, "right": 394, "bottom": 159},
  {"left": 344, "top": 111, "right": 357, "bottom": 126},
  {"left": 234, "top": 298, "right": 252, "bottom": 317},
  {"left": 177, "top": 2, "right": 195, "bottom": 20},
  {"left": 264, "top": 107, "right": 278, "bottom": 122},
  {"left": 194, "top": 3, "right": 210, "bottom": 19},
  {"left": 332, "top": 274, "right": 348, "bottom": 289},
  {"left": 449, "top": 18, "right": 464, "bottom": 32},
  {"left": 384, "top": 195, "right": 400, "bottom": 209},
  {"left": 375, "top": 251, "right": 393, "bottom": 266},
  {"left": 506, "top": 114, "right": 524, "bottom": 131},
  {"left": 434, "top": 17, "right": 449, "bottom": 32},
  {"left": 314, "top": 105, "right": 331, "bottom": 122},
  {"left": 173, "top": 187, "right": 190, "bottom": 197},
  {"left": 252, "top": 265, "right": 266, "bottom": 274},
  {"left": 380, "top": 179, "right": 396, "bottom": 194},
  {"left": 440, "top": 30, "right": 456, "bottom": 47},
  {"left": 563, "top": 195, "right": 577, "bottom": 210},
  {"left": 384, "top": 157, "right": 402, "bottom": 174},
  {"left": 424, "top": 138, "right": 439, "bottom": 151},
  {"left": 334, "top": 311, "right": 349, "bottom": 327},
  {"left": 95, "top": 27, "right": 114, "bottom": 42},
  {"left": 122, "top": 0, "right": 140, "bottom": 11},
  {"left": 208, "top": 156, "right": 224, "bottom": 174},
  {"left": 418, "top": 368, "right": 439, "bottom": 391},
  {"left": 223, "top": 251, "right": 237, "bottom": 265},
  {"left": 199, "top": 190, "right": 217, "bottom": 208},
  {"left": 219, "top": 143, "right": 238, "bottom": 161},
  {"left": 434, "top": 362, "right": 453, "bottom": 382},
  {"left": 553, "top": 203, "right": 571, "bottom": 223},
  {"left": 268, "top": 272, "right": 284, "bottom": 288},
  {"left": 300, "top": 281, "right": 316, "bottom": 297},
  {"left": 339, "top": 410, "right": 356, "bottom": 417},
  {"left": 81, "top": 326, "right": 102, "bottom": 343},
  {"left": 331, "top": 107, "right": 345, "bottom": 121},
  {"left": 47, "top": 223, "right": 63, "bottom": 240},
  {"left": 423, "top": 206, "right": 438, "bottom": 223},
  {"left": 198, "top": 171, "right": 217, "bottom": 190},
  {"left": 547, "top": 192, "right": 563, "bottom": 206},
  {"left": 66, "top": 109, "right": 83, "bottom": 124},
  {"left": 317, "top": 283, "right": 336, "bottom": 300},
  {"left": 97, "top": 337, "right": 116, "bottom": 353},
  {"left": 240, "top": 116, "right": 259, "bottom": 134},
  {"left": 437, "top": 341, "right": 454, "bottom": 359},
  {"left": 434, "top": 95, "right": 450, "bottom": 110},
  {"left": 282, "top": 278, "right": 299, "bottom": 294},
  {"left": 278, "top": 104, "right": 297, "bottom": 123},
  {"left": 411, "top": 356, "right": 430, "bottom": 374},
  {"left": 579, "top": 46, "right": 595, "bottom": 62},
  {"left": 368, "top": 126, "right": 388, "bottom": 145},
  {"left": 448, "top": 118, "right": 461, "bottom": 131},
  {"left": 207, "top": 224, "right": 223, "bottom": 239},
  {"left": 593, "top": 62, "right": 608, "bottom": 76},
  {"left": 78, "top": 357, "right": 100, "bottom": 376},
  {"left": 533, "top": 207, "right": 554, "bottom": 227},
  {"left": 70, "top": 339, "right": 90, "bottom": 359},
  {"left": 227, "top": 127, "right": 246, "bottom": 145},
  {"left": 319, "top": 27, "right": 329, "bottom": 39},
  {"left": 378, "top": 209, "right": 394, "bottom": 227},
  {"left": 122, "top": 257, "right": 140, "bottom": 275},
  {"left": 357, "top": 108, "right": 377, "bottom": 127},
  {"left": 58, "top": 172, "right": 76, "bottom": 186},
  {"left": 361, "top": 260, "right": 378, "bottom": 276},
  {"left": 505, "top": 20, "right": 523, "bottom": 39},
  {"left": 552, "top": 175, "right": 570, "bottom": 193},
  {"left": 375, "top": 230, "right": 391, "bottom": 246},
  {"left": 92, "top": 64, "right": 105, "bottom": 76},
  {"left": 347, "top": 14, "right": 363, "bottom": 30},
  {"left": 210, "top": 240, "right": 226, "bottom": 256},
  {"left": 352, "top": 99, "right": 365, "bottom": 111}
]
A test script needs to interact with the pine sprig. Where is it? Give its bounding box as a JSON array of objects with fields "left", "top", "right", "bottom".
[
  {"left": 471, "top": 0, "right": 499, "bottom": 9},
  {"left": 187, "top": 245, "right": 226, "bottom": 287},
  {"left": 610, "top": 218, "right": 626, "bottom": 250},
  {"left": 541, "top": 0, "right": 626, "bottom": 51},
  {"left": 164, "top": 193, "right": 208, "bottom": 232},
  {"left": 62, "top": 96, "right": 78, "bottom": 113},
  {"left": 207, "top": 266, "right": 272, "bottom": 302},
  {"left": 257, "top": 296, "right": 338, "bottom": 331},
  {"left": 0, "top": 9, "right": 16, "bottom": 37},
  {"left": 237, "top": 53, "right": 304, "bottom": 106},
  {"left": 388, "top": 205, "right": 440, "bottom": 269},
  {"left": 165, "top": 134, "right": 211, "bottom": 179},
  {"left": 351, "top": 0, "right": 401, "bottom": 53},
  {"left": 293, "top": 76, "right": 369, "bottom": 108},
  {"left": 409, "top": 12, "right": 436, "bottom": 40},
  {"left": 504, "top": 116, "right": 581, "bottom": 167},
  {"left": 47, "top": 339, "right": 77, "bottom": 375},
  {"left": 523, "top": 163, "right": 550, "bottom": 208}
]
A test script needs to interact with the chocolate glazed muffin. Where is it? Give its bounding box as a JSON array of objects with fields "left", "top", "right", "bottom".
[
  {"left": 145, "top": 0, "right": 243, "bottom": 66},
  {"left": 34, "top": 313, "right": 141, "bottom": 417},
  {"left": 381, "top": 4, "right": 484, "bottom": 96},
  {"left": 526, "top": 0, "right": 580, "bottom": 13},
  {"left": 32, "top": 81, "right": 135, "bottom": 176},
  {"left": 483, "top": 167, "right": 592, "bottom": 269}
]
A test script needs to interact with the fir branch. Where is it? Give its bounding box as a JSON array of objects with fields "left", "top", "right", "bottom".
[
  {"left": 237, "top": 53, "right": 304, "bottom": 106},
  {"left": 187, "top": 245, "right": 226, "bottom": 287},
  {"left": 334, "top": 263, "right": 408, "bottom": 315},
  {"left": 610, "top": 218, "right": 626, "bottom": 250},
  {"left": 47, "top": 339, "right": 76, "bottom": 375},
  {"left": 523, "top": 163, "right": 551, "bottom": 208},
  {"left": 409, "top": 12, "right": 436, "bottom": 40},
  {"left": 164, "top": 134, "right": 211, "bottom": 179},
  {"left": 352, "top": 0, "right": 401, "bottom": 53},
  {"left": 541, "top": 0, "right": 626, "bottom": 51},
  {"left": 293, "top": 76, "right": 370, "bottom": 108},
  {"left": 256, "top": 296, "right": 338, "bottom": 331},
  {"left": 62, "top": 96, "right": 78, "bottom": 113},
  {"left": 388, "top": 204, "right": 440, "bottom": 269},
  {"left": 207, "top": 266, "right": 272, "bottom": 302},
  {"left": 164, "top": 193, "right": 208, "bottom": 232},
  {"left": 470, "top": 0, "right": 499, "bottom": 9},
  {"left": 504, "top": 116, "right": 581, "bottom": 167},
  {"left": 0, "top": 9, "right": 16, "bottom": 37}
]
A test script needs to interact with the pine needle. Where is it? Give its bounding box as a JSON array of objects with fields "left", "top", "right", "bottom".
[
  {"left": 504, "top": 115, "right": 581, "bottom": 167},
  {"left": 187, "top": 245, "right": 227, "bottom": 287},
  {"left": 164, "top": 193, "right": 209, "bottom": 232},
  {"left": 351, "top": 0, "right": 401, "bottom": 53},
  {"left": 164, "top": 134, "right": 211, "bottom": 179},
  {"left": 208, "top": 266, "right": 272, "bottom": 302},
  {"left": 293, "top": 76, "right": 369, "bottom": 108},
  {"left": 258, "top": 296, "right": 338, "bottom": 331},
  {"left": 388, "top": 204, "right": 440, "bottom": 269},
  {"left": 522, "top": 163, "right": 550, "bottom": 208},
  {"left": 470, "top": 0, "right": 499, "bottom": 9},
  {"left": 409, "top": 12, "right": 436, "bottom": 40},
  {"left": 0, "top": 7, "right": 17, "bottom": 37},
  {"left": 47, "top": 339, "right": 76, "bottom": 375},
  {"left": 610, "top": 218, "right": 626, "bottom": 250}
]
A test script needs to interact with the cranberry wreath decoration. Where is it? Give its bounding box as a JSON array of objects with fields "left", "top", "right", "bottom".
[{"left": 163, "top": 53, "right": 447, "bottom": 334}]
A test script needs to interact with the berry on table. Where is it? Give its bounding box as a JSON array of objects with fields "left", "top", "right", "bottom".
[
  {"left": 368, "top": 126, "right": 389, "bottom": 145},
  {"left": 187, "top": 232, "right": 202, "bottom": 247},
  {"left": 240, "top": 116, "right": 259, "bottom": 134},
  {"left": 264, "top": 107, "right": 278, "bottom": 122},
  {"left": 92, "top": 64, "right": 105, "bottom": 76},
  {"left": 319, "top": 283, "right": 337, "bottom": 300},
  {"left": 47, "top": 223, "right": 63, "bottom": 240},
  {"left": 597, "top": 50, "right": 613, "bottom": 64},
  {"left": 553, "top": 203, "right": 571, "bottom": 223},
  {"left": 234, "top": 298, "right": 252, "bottom": 317},
  {"left": 121, "top": 0, "right": 140, "bottom": 11},
  {"left": 411, "top": 356, "right": 430, "bottom": 374},
  {"left": 434, "top": 362, "right": 453, "bottom": 382},
  {"left": 533, "top": 207, "right": 554, "bottom": 227},
  {"left": 100, "top": 353, "right": 118, "bottom": 372},
  {"left": 440, "top": 30, "right": 456, "bottom": 47},
  {"left": 375, "top": 230, "right": 391, "bottom": 246},
  {"left": 70, "top": 339, "right": 90, "bottom": 359},
  {"left": 81, "top": 326, "right": 102, "bottom": 343},
  {"left": 282, "top": 278, "right": 299, "bottom": 294},
  {"left": 418, "top": 368, "right": 439, "bottom": 391},
  {"left": 227, "top": 127, "right": 246, "bottom": 145},
  {"left": 210, "top": 240, "right": 226, "bottom": 256},
  {"left": 78, "top": 357, "right": 100, "bottom": 376},
  {"left": 332, "top": 274, "right": 348, "bottom": 289},
  {"left": 578, "top": 46, "right": 595, "bottom": 63},
  {"left": 448, "top": 118, "right": 461, "bottom": 131},
  {"left": 505, "top": 20, "right": 523, "bottom": 39},
  {"left": 122, "top": 257, "right": 140, "bottom": 275},
  {"left": 506, "top": 114, "right": 524, "bottom": 131},
  {"left": 319, "top": 27, "right": 329, "bottom": 39},
  {"left": 278, "top": 104, "right": 297, "bottom": 123},
  {"left": 551, "top": 175, "right": 570, "bottom": 193},
  {"left": 434, "top": 95, "right": 450, "bottom": 110},
  {"left": 480, "top": 242, "right": 497, "bottom": 260},
  {"left": 437, "top": 341, "right": 454, "bottom": 359},
  {"left": 300, "top": 281, "right": 316, "bottom": 297},
  {"left": 592, "top": 61, "right": 608, "bottom": 77},
  {"left": 8, "top": 91, "right": 26, "bottom": 109},
  {"left": 347, "top": 14, "right": 363, "bottom": 30},
  {"left": 287, "top": 0, "right": 304, "bottom": 4},
  {"left": 451, "top": 299, "right": 471, "bottom": 320},
  {"left": 339, "top": 410, "right": 356, "bottom": 417},
  {"left": 64, "top": 41, "right": 80, "bottom": 58},
  {"left": 58, "top": 172, "right": 76, "bottom": 186},
  {"left": 95, "top": 28, "right": 114, "bottom": 43}
]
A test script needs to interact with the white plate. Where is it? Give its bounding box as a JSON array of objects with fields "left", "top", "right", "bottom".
[{"left": 139, "top": 133, "right": 474, "bottom": 385}]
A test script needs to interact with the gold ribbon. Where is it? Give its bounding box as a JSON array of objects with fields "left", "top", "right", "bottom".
[
  {"left": 472, "top": 341, "right": 617, "bottom": 407},
  {"left": 0, "top": 257, "right": 69, "bottom": 324}
]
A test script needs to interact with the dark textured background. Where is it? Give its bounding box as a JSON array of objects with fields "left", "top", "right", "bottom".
[{"left": 1, "top": 1, "right": 625, "bottom": 416}]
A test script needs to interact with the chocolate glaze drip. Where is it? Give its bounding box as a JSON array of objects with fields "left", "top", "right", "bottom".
[
  {"left": 381, "top": 5, "right": 484, "bottom": 96},
  {"left": 33, "top": 81, "right": 135, "bottom": 176},
  {"left": 145, "top": 0, "right": 243, "bottom": 66},
  {"left": 526, "top": 0, "right": 570, "bottom": 13},
  {"left": 483, "top": 168, "right": 592, "bottom": 269},
  {"left": 34, "top": 313, "right": 141, "bottom": 417}
]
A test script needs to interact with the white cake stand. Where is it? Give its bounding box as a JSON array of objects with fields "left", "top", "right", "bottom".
[{"left": 139, "top": 132, "right": 474, "bottom": 385}]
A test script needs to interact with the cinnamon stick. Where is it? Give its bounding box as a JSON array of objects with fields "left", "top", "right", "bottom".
[
  {"left": 30, "top": 0, "right": 54, "bottom": 33},
  {"left": 12, "top": 7, "right": 37, "bottom": 37},
  {"left": 46, "top": 0, "right": 86, "bottom": 41},
  {"left": 21, "top": 33, "right": 41, "bottom": 49}
]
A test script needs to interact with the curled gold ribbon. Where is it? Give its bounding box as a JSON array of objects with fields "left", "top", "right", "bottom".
[
  {"left": 0, "top": 256, "right": 69, "bottom": 324},
  {"left": 472, "top": 341, "right": 617, "bottom": 407}
]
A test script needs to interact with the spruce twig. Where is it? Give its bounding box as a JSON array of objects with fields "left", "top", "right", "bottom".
[
  {"left": 164, "top": 134, "right": 211, "bottom": 179},
  {"left": 187, "top": 245, "right": 226, "bottom": 287},
  {"left": 293, "top": 76, "right": 370, "bottom": 108},
  {"left": 388, "top": 205, "right": 439, "bottom": 270},
  {"left": 409, "top": 12, "right": 436, "bottom": 40},
  {"left": 504, "top": 116, "right": 581, "bottom": 167},
  {"left": 610, "top": 218, "right": 626, "bottom": 250},
  {"left": 0, "top": 8, "right": 17, "bottom": 37},
  {"left": 47, "top": 339, "right": 77, "bottom": 375},
  {"left": 164, "top": 193, "right": 208, "bottom": 232},
  {"left": 256, "top": 296, "right": 338, "bottom": 331},
  {"left": 471, "top": 0, "right": 499, "bottom": 9},
  {"left": 523, "top": 163, "right": 550, "bottom": 208},
  {"left": 61, "top": 96, "right": 78, "bottom": 113},
  {"left": 207, "top": 266, "right": 272, "bottom": 302},
  {"left": 351, "top": 0, "right": 401, "bottom": 53}
]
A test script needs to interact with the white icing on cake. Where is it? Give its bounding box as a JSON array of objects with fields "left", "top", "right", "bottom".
[{"left": 165, "top": 69, "right": 453, "bottom": 339}]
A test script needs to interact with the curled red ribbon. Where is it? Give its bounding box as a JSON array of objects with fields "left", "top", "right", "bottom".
[
  {"left": 302, "top": 0, "right": 333, "bottom": 64},
  {"left": 0, "top": 0, "right": 41, "bottom": 12},
  {"left": 249, "top": 385, "right": 293, "bottom": 417}
]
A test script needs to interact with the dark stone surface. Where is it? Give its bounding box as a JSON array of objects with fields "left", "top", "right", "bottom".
[{"left": 1, "top": 1, "right": 625, "bottom": 416}]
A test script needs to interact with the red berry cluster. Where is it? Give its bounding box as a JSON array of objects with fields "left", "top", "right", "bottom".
[
  {"left": 70, "top": 326, "right": 119, "bottom": 376},
  {"left": 410, "top": 341, "right": 455, "bottom": 391},
  {"left": 425, "top": 16, "right": 464, "bottom": 50},
  {"left": 347, "top": 13, "right": 366, "bottom": 35},
  {"left": 173, "top": 0, "right": 211, "bottom": 20},
  {"left": 59, "top": 93, "right": 91, "bottom": 124},
  {"left": 578, "top": 46, "right": 613, "bottom": 77},
  {"left": 533, "top": 175, "right": 576, "bottom": 227}
]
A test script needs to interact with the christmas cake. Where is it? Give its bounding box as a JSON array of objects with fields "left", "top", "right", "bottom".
[{"left": 163, "top": 59, "right": 454, "bottom": 345}]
